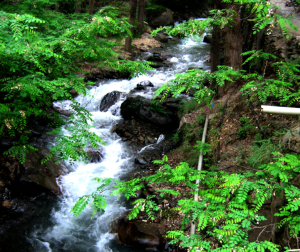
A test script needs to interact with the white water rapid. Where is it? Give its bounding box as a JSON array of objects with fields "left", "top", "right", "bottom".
[{"left": 30, "top": 36, "right": 210, "bottom": 252}]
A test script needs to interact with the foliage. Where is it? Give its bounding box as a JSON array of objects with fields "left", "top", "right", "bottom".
[
  {"left": 241, "top": 56, "right": 300, "bottom": 105},
  {"left": 72, "top": 152, "right": 300, "bottom": 251},
  {"left": 145, "top": 1, "right": 165, "bottom": 19},
  {"left": 151, "top": 0, "right": 298, "bottom": 106},
  {"left": 237, "top": 117, "right": 256, "bottom": 140},
  {"left": 69, "top": 0, "right": 300, "bottom": 251},
  {"left": 150, "top": 101, "right": 166, "bottom": 114},
  {"left": 247, "top": 139, "right": 283, "bottom": 169},
  {"left": 154, "top": 66, "right": 244, "bottom": 105},
  {"left": 71, "top": 178, "right": 114, "bottom": 218},
  {"left": 0, "top": 0, "right": 152, "bottom": 163},
  {"left": 178, "top": 98, "right": 199, "bottom": 117},
  {"left": 241, "top": 50, "right": 277, "bottom": 69}
]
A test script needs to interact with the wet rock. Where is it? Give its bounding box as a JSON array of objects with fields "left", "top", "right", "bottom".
[
  {"left": 69, "top": 88, "right": 79, "bottom": 98},
  {"left": 146, "top": 136, "right": 156, "bottom": 144},
  {"left": 162, "top": 60, "right": 173, "bottom": 67},
  {"left": 203, "top": 34, "right": 212, "bottom": 44},
  {"left": 138, "top": 80, "right": 154, "bottom": 88},
  {"left": 135, "top": 157, "right": 148, "bottom": 165},
  {"left": 124, "top": 132, "right": 132, "bottom": 137},
  {"left": 52, "top": 103, "right": 72, "bottom": 117},
  {"left": 86, "top": 148, "right": 104, "bottom": 163},
  {"left": 149, "top": 8, "right": 174, "bottom": 28},
  {"left": 149, "top": 62, "right": 164, "bottom": 68},
  {"left": 155, "top": 33, "right": 169, "bottom": 43},
  {"left": 146, "top": 52, "right": 172, "bottom": 62},
  {"left": 84, "top": 67, "right": 131, "bottom": 81},
  {"left": 23, "top": 148, "right": 65, "bottom": 194},
  {"left": 129, "top": 81, "right": 154, "bottom": 94},
  {"left": 2, "top": 201, "right": 13, "bottom": 209},
  {"left": 134, "top": 138, "right": 176, "bottom": 166},
  {"left": 121, "top": 95, "right": 179, "bottom": 128},
  {"left": 111, "top": 212, "right": 165, "bottom": 250},
  {"left": 100, "top": 91, "right": 125, "bottom": 112}
]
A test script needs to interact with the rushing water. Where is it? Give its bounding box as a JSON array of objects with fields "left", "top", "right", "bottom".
[{"left": 29, "top": 36, "right": 210, "bottom": 252}]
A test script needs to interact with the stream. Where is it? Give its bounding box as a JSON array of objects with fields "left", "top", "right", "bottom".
[{"left": 28, "top": 36, "right": 210, "bottom": 252}]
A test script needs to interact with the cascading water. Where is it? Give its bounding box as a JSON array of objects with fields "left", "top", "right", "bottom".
[{"left": 29, "top": 36, "right": 210, "bottom": 252}]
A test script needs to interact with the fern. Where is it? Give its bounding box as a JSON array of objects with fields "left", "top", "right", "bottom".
[{"left": 0, "top": 1, "right": 152, "bottom": 164}]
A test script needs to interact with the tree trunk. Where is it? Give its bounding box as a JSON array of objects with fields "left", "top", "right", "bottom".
[
  {"left": 75, "top": 0, "right": 82, "bottom": 13},
  {"left": 101, "top": 0, "right": 107, "bottom": 7},
  {"left": 211, "top": 25, "right": 220, "bottom": 74},
  {"left": 222, "top": 4, "right": 243, "bottom": 70},
  {"left": 218, "top": 2, "right": 243, "bottom": 96},
  {"left": 137, "top": 0, "right": 145, "bottom": 33},
  {"left": 88, "top": 0, "right": 95, "bottom": 15},
  {"left": 210, "top": 25, "right": 221, "bottom": 93},
  {"left": 125, "top": 0, "right": 138, "bottom": 52}
]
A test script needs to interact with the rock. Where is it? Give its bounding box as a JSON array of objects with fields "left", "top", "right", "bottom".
[
  {"left": 282, "top": 125, "right": 300, "bottom": 152},
  {"left": 162, "top": 60, "right": 173, "bottom": 67},
  {"left": 135, "top": 137, "right": 176, "bottom": 166},
  {"left": 86, "top": 148, "right": 104, "bottom": 163},
  {"left": 121, "top": 95, "right": 179, "bottom": 128},
  {"left": 141, "top": 33, "right": 150, "bottom": 39},
  {"left": 138, "top": 80, "right": 154, "bottom": 87},
  {"left": 203, "top": 34, "right": 212, "bottom": 44},
  {"left": 135, "top": 157, "right": 148, "bottom": 165},
  {"left": 149, "top": 8, "right": 174, "bottom": 28},
  {"left": 100, "top": 91, "right": 125, "bottom": 112},
  {"left": 146, "top": 52, "right": 172, "bottom": 62},
  {"left": 2, "top": 201, "right": 13, "bottom": 209},
  {"left": 111, "top": 212, "right": 165, "bottom": 250},
  {"left": 146, "top": 136, "right": 156, "bottom": 144},
  {"left": 52, "top": 103, "right": 72, "bottom": 117},
  {"left": 124, "top": 132, "right": 132, "bottom": 137},
  {"left": 129, "top": 81, "right": 154, "bottom": 94},
  {"left": 69, "top": 88, "right": 79, "bottom": 98},
  {"left": 149, "top": 62, "right": 164, "bottom": 68},
  {"left": 155, "top": 33, "right": 169, "bottom": 43},
  {"left": 85, "top": 67, "right": 131, "bottom": 81},
  {"left": 23, "top": 148, "right": 65, "bottom": 194}
]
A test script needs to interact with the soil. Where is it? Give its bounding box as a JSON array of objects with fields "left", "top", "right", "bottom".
[{"left": 120, "top": 79, "right": 300, "bottom": 250}]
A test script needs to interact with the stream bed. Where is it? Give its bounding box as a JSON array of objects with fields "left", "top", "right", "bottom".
[{"left": 22, "top": 36, "right": 210, "bottom": 252}]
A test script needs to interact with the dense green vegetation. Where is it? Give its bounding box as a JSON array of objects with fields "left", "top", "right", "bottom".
[
  {"left": 72, "top": 0, "right": 300, "bottom": 251},
  {"left": 0, "top": 0, "right": 151, "bottom": 163},
  {"left": 2, "top": 0, "right": 300, "bottom": 251}
]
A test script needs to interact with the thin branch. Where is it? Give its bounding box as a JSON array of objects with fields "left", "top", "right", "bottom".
[{"left": 256, "top": 226, "right": 267, "bottom": 242}]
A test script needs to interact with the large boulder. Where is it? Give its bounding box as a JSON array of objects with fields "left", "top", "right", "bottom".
[
  {"left": 100, "top": 91, "right": 125, "bottom": 112},
  {"left": 111, "top": 212, "right": 165, "bottom": 250},
  {"left": 120, "top": 95, "right": 179, "bottom": 128},
  {"left": 22, "top": 148, "right": 65, "bottom": 194},
  {"left": 149, "top": 8, "right": 174, "bottom": 28}
]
